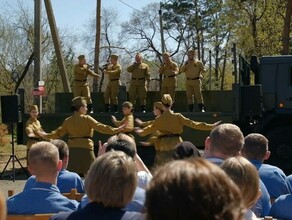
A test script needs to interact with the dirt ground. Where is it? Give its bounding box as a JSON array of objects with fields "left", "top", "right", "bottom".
[{"left": 0, "top": 142, "right": 28, "bottom": 198}]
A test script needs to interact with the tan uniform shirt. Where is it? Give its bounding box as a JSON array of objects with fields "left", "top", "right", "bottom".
[
  {"left": 113, "top": 114, "right": 134, "bottom": 133},
  {"left": 180, "top": 60, "right": 206, "bottom": 84},
  {"left": 25, "top": 117, "right": 43, "bottom": 149},
  {"left": 127, "top": 63, "right": 150, "bottom": 86},
  {"left": 45, "top": 112, "right": 119, "bottom": 150},
  {"left": 138, "top": 110, "right": 214, "bottom": 151},
  {"left": 73, "top": 64, "right": 99, "bottom": 86},
  {"left": 159, "top": 61, "right": 179, "bottom": 87},
  {"left": 106, "top": 64, "right": 121, "bottom": 86}
]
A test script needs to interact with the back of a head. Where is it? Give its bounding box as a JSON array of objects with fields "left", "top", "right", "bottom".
[
  {"left": 220, "top": 156, "right": 260, "bottom": 209},
  {"left": 146, "top": 158, "right": 244, "bottom": 220},
  {"left": 28, "top": 141, "right": 59, "bottom": 177},
  {"left": 242, "top": 133, "right": 268, "bottom": 161},
  {"left": 50, "top": 139, "right": 69, "bottom": 160},
  {"left": 209, "top": 123, "right": 244, "bottom": 157},
  {"left": 173, "top": 141, "right": 201, "bottom": 160},
  {"left": 0, "top": 191, "right": 6, "bottom": 220},
  {"left": 106, "top": 134, "right": 136, "bottom": 158},
  {"left": 85, "top": 151, "right": 137, "bottom": 208}
]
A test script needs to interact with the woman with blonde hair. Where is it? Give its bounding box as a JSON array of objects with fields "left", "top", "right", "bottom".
[{"left": 221, "top": 156, "right": 261, "bottom": 220}]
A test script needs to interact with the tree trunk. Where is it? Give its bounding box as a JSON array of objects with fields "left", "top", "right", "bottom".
[{"left": 282, "top": 0, "right": 292, "bottom": 55}]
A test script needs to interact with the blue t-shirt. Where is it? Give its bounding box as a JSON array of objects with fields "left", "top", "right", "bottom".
[
  {"left": 269, "top": 194, "right": 292, "bottom": 219},
  {"left": 23, "top": 169, "right": 84, "bottom": 193},
  {"left": 7, "top": 181, "right": 79, "bottom": 214}
]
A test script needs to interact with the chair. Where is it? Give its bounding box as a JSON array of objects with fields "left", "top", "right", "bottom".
[
  {"left": 6, "top": 213, "right": 53, "bottom": 220},
  {"left": 62, "top": 188, "right": 84, "bottom": 202}
]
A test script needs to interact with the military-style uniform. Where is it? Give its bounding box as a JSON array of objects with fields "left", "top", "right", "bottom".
[
  {"left": 127, "top": 63, "right": 150, "bottom": 111},
  {"left": 44, "top": 97, "right": 120, "bottom": 174},
  {"left": 73, "top": 55, "right": 99, "bottom": 108},
  {"left": 159, "top": 61, "right": 179, "bottom": 100},
  {"left": 25, "top": 117, "right": 43, "bottom": 150},
  {"left": 104, "top": 55, "right": 121, "bottom": 112},
  {"left": 180, "top": 59, "right": 206, "bottom": 111}
]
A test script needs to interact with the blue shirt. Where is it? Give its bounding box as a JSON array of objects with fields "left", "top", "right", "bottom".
[
  {"left": 80, "top": 187, "right": 146, "bottom": 213},
  {"left": 269, "top": 194, "right": 292, "bottom": 219},
  {"left": 250, "top": 159, "right": 291, "bottom": 199},
  {"left": 7, "top": 182, "right": 79, "bottom": 214},
  {"left": 23, "top": 169, "right": 84, "bottom": 193}
]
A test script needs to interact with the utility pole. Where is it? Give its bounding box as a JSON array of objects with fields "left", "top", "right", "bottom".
[
  {"left": 34, "top": 0, "right": 42, "bottom": 107},
  {"left": 93, "top": 0, "right": 102, "bottom": 92},
  {"left": 44, "top": 0, "right": 71, "bottom": 93},
  {"left": 159, "top": 3, "right": 165, "bottom": 88}
]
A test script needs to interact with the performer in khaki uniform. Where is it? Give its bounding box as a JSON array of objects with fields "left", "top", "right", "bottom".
[
  {"left": 180, "top": 50, "right": 206, "bottom": 112},
  {"left": 159, "top": 52, "right": 179, "bottom": 104},
  {"left": 38, "top": 96, "right": 123, "bottom": 175},
  {"left": 135, "top": 94, "right": 220, "bottom": 165},
  {"left": 25, "top": 105, "right": 44, "bottom": 164},
  {"left": 111, "top": 101, "right": 134, "bottom": 138},
  {"left": 104, "top": 54, "right": 121, "bottom": 113},
  {"left": 73, "top": 55, "right": 100, "bottom": 113},
  {"left": 127, "top": 53, "right": 150, "bottom": 113}
]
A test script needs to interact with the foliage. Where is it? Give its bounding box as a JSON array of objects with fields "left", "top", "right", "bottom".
[{"left": 0, "top": 124, "right": 9, "bottom": 147}]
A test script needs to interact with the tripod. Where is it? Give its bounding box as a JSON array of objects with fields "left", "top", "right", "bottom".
[{"left": 0, "top": 123, "right": 30, "bottom": 181}]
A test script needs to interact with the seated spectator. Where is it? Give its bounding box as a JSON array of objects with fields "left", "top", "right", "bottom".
[
  {"left": 23, "top": 139, "right": 84, "bottom": 193},
  {"left": 0, "top": 191, "right": 6, "bottom": 220},
  {"left": 173, "top": 141, "right": 201, "bottom": 159},
  {"left": 221, "top": 156, "right": 261, "bottom": 220},
  {"left": 269, "top": 194, "right": 292, "bottom": 219},
  {"left": 242, "top": 133, "right": 291, "bottom": 202},
  {"left": 7, "top": 142, "right": 78, "bottom": 214},
  {"left": 145, "top": 158, "right": 245, "bottom": 220},
  {"left": 204, "top": 123, "right": 271, "bottom": 217},
  {"left": 52, "top": 151, "right": 144, "bottom": 220}
]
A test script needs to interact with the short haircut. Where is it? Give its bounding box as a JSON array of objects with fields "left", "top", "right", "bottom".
[
  {"left": 85, "top": 151, "right": 137, "bottom": 208},
  {"left": 28, "top": 141, "right": 59, "bottom": 176},
  {"left": 50, "top": 139, "right": 69, "bottom": 160},
  {"left": 221, "top": 156, "right": 260, "bottom": 209},
  {"left": 0, "top": 191, "right": 6, "bottom": 220},
  {"left": 146, "top": 158, "right": 244, "bottom": 220},
  {"left": 173, "top": 141, "right": 201, "bottom": 159},
  {"left": 107, "top": 133, "right": 137, "bottom": 154},
  {"left": 209, "top": 123, "right": 244, "bottom": 157},
  {"left": 242, "top": 133, "right": 269, "bottom": 160}
]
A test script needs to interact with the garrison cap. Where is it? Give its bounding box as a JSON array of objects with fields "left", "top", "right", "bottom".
[
  {"left": 161, "top": 94, "right": 172, "bottom": 106},
  {"left": 110, "top": 54, "right": 119, "bottom": 60},
  {"left": 29, "top": 105, "right": 38, "bottom": 112},
  {"left": 122, "top": 101, "right": 133, "bottom": 109},
  {"left": 187, "top": 50, "right": 196, "bottom": 55},
  {"left": 78, "top": 55, "right": 85, "bottom": 60},
  {"left": 72, "top": 96, "right": 87, "bottom": 107},
  {"left": 163, "top": 52, "right": 170, "bottom": 57},
  {"left": 154, "top": 102, "right": 163, "bottom": 111}
]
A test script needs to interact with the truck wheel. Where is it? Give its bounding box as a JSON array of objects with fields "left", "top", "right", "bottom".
[{"left": 265, "top": 127, "right": 292, "bottom": 173}]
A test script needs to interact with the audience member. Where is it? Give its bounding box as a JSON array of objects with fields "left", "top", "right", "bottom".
[
  {"left": 204, "top": 123, "right": 271, "bottom": 217},
  {"left": 221, "top": 156, "right": 261, "bottom": 220},
  {"left": 173, "top": 141, "right": 201, "bottom": 159},
  {"left": 7, "top": 142, "right": 78, "bottom": 214},
  {"left": 0, "top": 191, "right": 6, "bottom": 220},
  {"left": 23, "top": 139, "right": 84, "bottom": 193},
  {"left": 242, "top": 133, "right": 291, "bottom": 201},
  {"left": 269, "top": 193, "right": 292, "bottom": 219},
  {"left": 145, "top": 158, "right": 245, "bottom": 220},
  {"left": 51, "top": 151, "right": 144, "bottom": 220}
]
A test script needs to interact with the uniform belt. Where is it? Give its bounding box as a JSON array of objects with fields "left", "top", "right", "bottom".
[
  {"left": 110, "top": 79, "right": 119, "bottom": 81},
  {"left": 158, "top": 134, "right": 180, "bottom": 139},
  {"left": 164, "top": 75, "right": 176, "bottom": 78},
  {"left": 75, "top": 79, "right": 87, "bottom": 82},
  {"left": 186, "top": 77, "right": 200, "bottom": 80},
  {"left": 28, "top": 137, "right": 41, "bottom": 141},
  {"left": 69, "top": 136, "right": 92, "bottom": 139},
  {"left": 132, "top": 77, "right": 145, "bottom": 80}
]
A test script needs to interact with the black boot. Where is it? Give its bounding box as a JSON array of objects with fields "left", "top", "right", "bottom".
[
  {"left": 104, "top": 104, "right": 110, "bottom": 113},
  {"left": 88, "top": 104, "right": 93, "bottom": 114},
  {"left": 188, "top": 104, "right": 194, "bottom": 112},
  {"left": 141, "top": 105, "right": 146, "bottom": 113},
  {"left": 198, "top": 103, "right": 206, "bottom": 112},
  {"left": 113, "top": 104, "right": 118, "bottom": 113}
]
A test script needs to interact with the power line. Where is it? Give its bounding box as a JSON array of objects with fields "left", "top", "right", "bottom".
[{"left": 118, "top": 0, "right": 142, "bottom": 12}]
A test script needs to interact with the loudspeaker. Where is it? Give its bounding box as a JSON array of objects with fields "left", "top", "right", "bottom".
[{"left": 1, "top": 95, "right": 21, "bottom": 123}]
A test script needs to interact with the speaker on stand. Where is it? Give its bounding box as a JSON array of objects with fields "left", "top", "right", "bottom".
[{"left": 0, "top": 95, "right": 29, "bottom": 181}]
